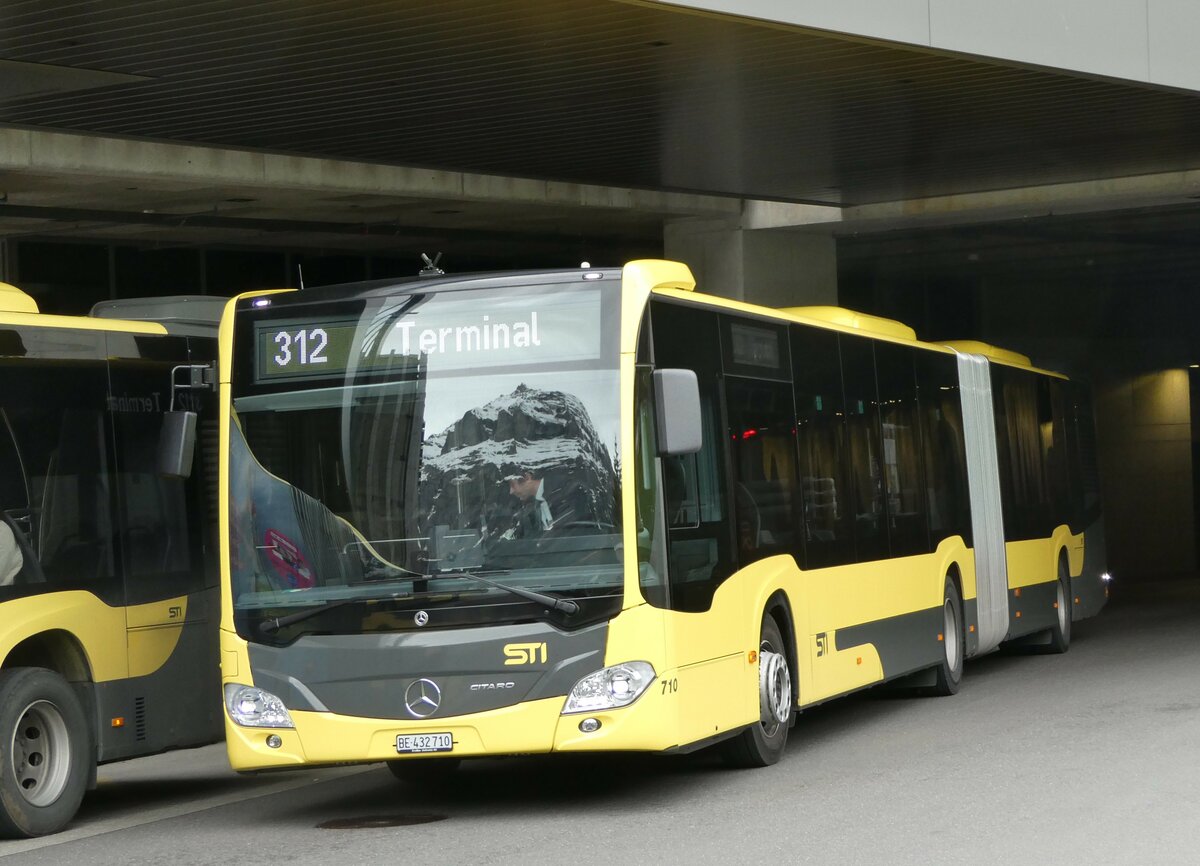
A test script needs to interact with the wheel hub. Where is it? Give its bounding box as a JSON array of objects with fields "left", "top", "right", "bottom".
[
  {"left": 10, "top": 700, "right": 71, "bottom": 807},
  {"left": 759, "top": 649, "right": 792, "bottom": 734}
]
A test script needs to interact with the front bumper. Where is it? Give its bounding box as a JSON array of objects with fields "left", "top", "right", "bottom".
[{"left": 225, "top": 674, "right": 689, "bottom": 771}]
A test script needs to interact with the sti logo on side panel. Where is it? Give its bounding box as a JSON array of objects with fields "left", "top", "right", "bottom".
[{"left": 503, "top": 642, "right": 548, "bottom": 665}]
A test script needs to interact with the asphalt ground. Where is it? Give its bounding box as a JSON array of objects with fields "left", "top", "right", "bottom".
[{"left": 2, "top": 579, "right": 1198, "bottom": 865}]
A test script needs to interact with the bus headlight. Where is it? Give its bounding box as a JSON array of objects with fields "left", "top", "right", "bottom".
[
  {"left": 562, "top": 662, "right": 655, "bottom": 714},
  {"left": 224, "top": 684, "right": 295, "bottom": 728}
]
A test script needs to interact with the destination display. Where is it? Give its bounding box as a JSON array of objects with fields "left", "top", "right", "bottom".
[{"left": 254, "top": 285, "right": 604, "bottom": 383}]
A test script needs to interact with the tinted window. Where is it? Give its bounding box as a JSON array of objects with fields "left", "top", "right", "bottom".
[
  {"left": 916, "top": 352, "right": 972, "bottom": 547},
  {"left": 790, "top": 325, "right": 853, "bottom": 568},
  {"left": 651, "top": 300, "right": 734, "bottom": 612},
  {"left": 725, "top": 378, "right": 798, "bottom": 564},
  {"left": 0, "top": 340, "right": 119, "bottom": 603},
  {"left": 875, "top": 343, "right": 929, "bottom": 557},
  {"left": 992, "top": 365, "right": 1053, "bottom": 540},
  {"left": 841, "top": 335, "right": 887, "bottom": 562}
]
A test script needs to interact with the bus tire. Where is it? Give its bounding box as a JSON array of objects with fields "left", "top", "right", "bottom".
[
  {"left": 386, "top": 758, "right": 461, "bottom": 787},
  {"left": 721, "top": 615, "right": 791, "bottom": 768},
  {"left": 1044, "top": 559, "right": 1072, "bottom": 654},
  {"left": 0, "top": 668, "right": 91, "bottom": 838},
  {"left": 929, "top": 577, "right": 964, "bottom": 696}
]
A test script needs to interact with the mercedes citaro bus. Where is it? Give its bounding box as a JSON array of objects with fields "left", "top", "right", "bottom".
[
  {"left": 218, "top": 260, "right": 1107, "bottom": 779},
  {"left": 0, "top": 288, "right": 221, "bottom": 837}
]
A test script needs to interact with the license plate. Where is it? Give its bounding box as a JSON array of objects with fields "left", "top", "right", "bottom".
[{"left": 395, "top": 732, "right": 454, "bottom": 754}]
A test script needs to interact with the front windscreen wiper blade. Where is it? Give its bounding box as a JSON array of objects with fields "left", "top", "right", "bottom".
[
  {"left": 260, "top": 599, "right": 355, "bottom": 634},
  {"left": 257, "top": 585, "right": 420, "bottom": 634},
  {"left": 440, "top": 570, "right": 579, "bottom": 615}
]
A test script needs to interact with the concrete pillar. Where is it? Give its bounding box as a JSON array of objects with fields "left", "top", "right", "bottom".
[{"left": 664, "top": 219, "right": 838, "bottom": 307}]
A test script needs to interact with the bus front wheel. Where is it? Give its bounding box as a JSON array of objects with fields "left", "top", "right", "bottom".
[
  {"left": 0, "top": 667, "right": 91, "bottom": 839},
  {"left": 721, "top": 615, "right": 791, "bottom": 768}
]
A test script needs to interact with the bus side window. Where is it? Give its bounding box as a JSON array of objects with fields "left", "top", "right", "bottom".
[
  {"left": 0, "top": 410, "right": 42, "bottom": 589},
  {"left": 38, "top": 408, "right": 117, "bottom": 585},
  {"left": 841, "top": 334, "right": 888, "bottom": 563},
  {"left": 916, "top": 352, "right": 972, "bottom": 548},
  {"left": 875, "top": 342, "right": 929, "bottom": 557},
  {"left": 111, "top": 411, "right": 198, "bottom": 604},
  {"left": 725, "top": 378, "right": 799, "bottom": 564},
  {"left": 650, "top": 300, "right": 734, "bottom": 613},
  {"left": 0, "top": 342, "right": 119, "bottom": 600},
  {"left": 791, "top": 325, "right": 853, "bottom": 569},
  {"left": 993, "top": 365, "right": 1052, "bottom": 540}
]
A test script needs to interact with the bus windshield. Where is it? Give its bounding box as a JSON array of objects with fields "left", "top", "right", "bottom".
[{"left": 228, "top": 278, "right": 624, "bottom": 641}]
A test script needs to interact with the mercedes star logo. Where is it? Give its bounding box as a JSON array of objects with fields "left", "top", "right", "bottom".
[
  {"left": 414, "top": 610, "right": 429, "bottom": 627},
  {"left": 404, "top": 678, "right": 442, "bottom": 718}
]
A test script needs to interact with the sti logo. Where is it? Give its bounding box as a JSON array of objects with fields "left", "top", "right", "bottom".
[{"left": 503, "top": 642, "right": 548, "bottom": 665}]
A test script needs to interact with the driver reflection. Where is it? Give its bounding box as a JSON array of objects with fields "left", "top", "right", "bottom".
[
  {"left": 500, "top": 467, "right": 591, "bottom": 540},
  {"left": 506, "top": 470, "right": 553, "bottom": 536}
]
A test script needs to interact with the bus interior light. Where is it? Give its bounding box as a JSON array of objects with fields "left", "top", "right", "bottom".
[
  {"left": 224, "top": 683, "right": 296, "bottom": 729},
  {"left": 562, "top": 662, "right": 655, "bottom": 714}
]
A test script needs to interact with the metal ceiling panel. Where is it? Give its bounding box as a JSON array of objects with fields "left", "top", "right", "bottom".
[{"left": 0, "top": 0, "right": 1198, "bottom": 204}]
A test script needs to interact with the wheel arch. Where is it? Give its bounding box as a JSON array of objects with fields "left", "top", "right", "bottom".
[
  {"left": 762, "top": 590, "right": 799, "bottom": 706},
  {"left": 2, "top": 629, "right": 95, "bottom": 684},
  {"left": 945, "top": 560, "right": 964, "bottom": 605}
]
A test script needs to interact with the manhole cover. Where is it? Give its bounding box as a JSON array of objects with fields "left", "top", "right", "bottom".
[{"left": 318, "top": 814, "right": 448, "bottom": 830}]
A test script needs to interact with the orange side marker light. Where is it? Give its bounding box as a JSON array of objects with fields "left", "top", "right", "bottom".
[
  {"left": 856, "top": 657, "right": 862, "bottom": 665},
  {"left": 937, "top": 633, "right": 944, "bottom": 642},
  {"left": 1014, "top": 587, "right": 1022, "bottom": 598},
  {"left": 1015, "top": 611, "right": 1022, "bottom": 618},
  {"left": 969, "top": 624, "right": 976, "bottom": 633},
  {"left": 748, "top": 650, "right": 758, "bottom": 664},
  {"left": 111, "top": 717, "right": 125, "bottom": 728}
]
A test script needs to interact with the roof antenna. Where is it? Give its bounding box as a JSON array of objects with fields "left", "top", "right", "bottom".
[
  {"left": 297, "top": 264, "right": 305, "bottom": 290},
  {"left": 419, "top": 252, "right": 444, "bottom": 277}
]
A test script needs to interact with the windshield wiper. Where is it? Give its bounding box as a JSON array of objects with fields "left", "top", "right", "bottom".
[
  {"left": 257, "top": 586, "right": 420, "bottom": 634},
  {"left": 439, "top": 570, "right": 579, "bottom": 615},
  {"left": 259, "top": 599, "right": 356, "bottom": 634}
]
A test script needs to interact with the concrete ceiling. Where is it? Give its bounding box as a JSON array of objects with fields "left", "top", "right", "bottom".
[{"left": 2, "top": 0, "right": 1200, "bottom": 251}]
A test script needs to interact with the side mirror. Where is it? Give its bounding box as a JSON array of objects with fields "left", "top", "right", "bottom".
[
  {"left": 652, "top": 368, "right": 703, "bottom": 455},
  {"left": 158, "top": 410, "right": 198, "bottom": 479}
]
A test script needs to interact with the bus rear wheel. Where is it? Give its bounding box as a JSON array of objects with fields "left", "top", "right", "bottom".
[
  {"left": 721, "top": 615, "right": 791, "bottom": 768},
  {"left": 929, "top": 578, "right": 964, "bottom": 696},
  {"left": 0, "top": 668, "right": 91, "bottom": 839},
  {"left": 1044, "top": 559, "right": 1072, "bottom": 654}
]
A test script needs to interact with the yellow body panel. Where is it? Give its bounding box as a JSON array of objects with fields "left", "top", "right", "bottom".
[
  {"left": 0, "top": 592, "right": 190, "bottom": 682},
  {"left": 0, "top": 281, "right": 39, "bottom": 314},
  {"left": 0, "top": 592, "right": 128, "bottom": 680},
  {"left": 126, "top": 597, "right": 189, "bottom": 678},
  {"left": 780, "top": 306, "right": 917, "bottom": 341},
  {"left": 0, "top": 309, "right": 166, "bottom": 334},
  {"left": 1005, "top": 528, "right": 1075, "bottom": 588}
]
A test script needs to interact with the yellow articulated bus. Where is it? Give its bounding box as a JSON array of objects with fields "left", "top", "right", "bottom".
[
  {"left": 0, "top": 287, "right": 222, "bottom": 838},
  {"left": 217, "top": 260, "right": 1107, "bottom": 778}
]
